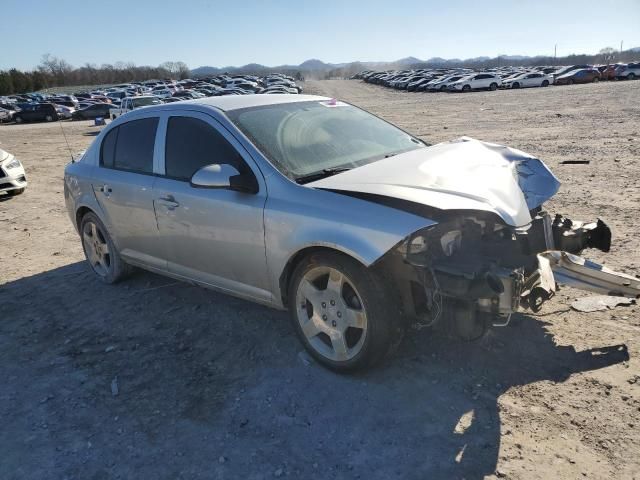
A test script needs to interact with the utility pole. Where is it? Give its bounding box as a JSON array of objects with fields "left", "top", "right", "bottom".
[
  {"left": 620, "top": 40, "right": 624, "bottom": 53},
  {"left": 554, "top": 44, "right": 557, "bottom": 65}
]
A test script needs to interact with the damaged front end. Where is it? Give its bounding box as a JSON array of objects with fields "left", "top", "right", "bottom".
[{"left": 381, "top": 210, "right": 639, "bottom": 338}]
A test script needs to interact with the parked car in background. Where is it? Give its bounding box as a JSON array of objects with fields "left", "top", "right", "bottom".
[
  {"left": 109, "top": 96, "right": 162, "bottom": 120},
  {"left": 427, "top": 75, "right": 464, "bottom": 91},
  {"left": 596, "top": 65, "right": 618, "bottom": 81},
  {"left": 0, "top": 147, "right": 27, "bottom": 196},
  {"left": 72, "top": 103, "right": 114, "bottom": 120},
  {"left": 554, "top": 68, "right": 601, "bottom": 85},
  {"left": 55, "top": 105, "right": 75, "bottom": 119},
  {"left": 0, "top": 107, "right": 15, "bottom": 122},
  {"left": 503, "top": 72, "right": 552, "bottom": 89},
  {"left": 616, "top": 63, "right": 640, "bottom": 80},
  {"left": 13, "top": 103, "right": 58, "bottom": 123},
  {"left": 449, "top": 73, "right": 502, "bottom": 91}
]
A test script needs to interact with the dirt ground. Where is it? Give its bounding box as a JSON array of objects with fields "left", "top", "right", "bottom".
[{"left": 1, "top": 80, "right": 639, "bottom": 479}]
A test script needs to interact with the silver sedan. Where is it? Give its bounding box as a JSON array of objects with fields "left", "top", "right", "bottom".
[{"left": 64, "top": 94, "right": 640, "bottom": 371}]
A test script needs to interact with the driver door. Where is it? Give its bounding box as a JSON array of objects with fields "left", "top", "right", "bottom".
[{"left": 152, "top": 111, "right": 271, "bottom": 303}]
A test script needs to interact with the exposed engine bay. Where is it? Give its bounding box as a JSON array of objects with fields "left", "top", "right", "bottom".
[{"left": 378, "top": 209, "right": 639, "bottom": 339}]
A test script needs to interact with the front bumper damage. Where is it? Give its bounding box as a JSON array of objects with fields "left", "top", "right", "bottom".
[{"left": 391, "top": 211, "right": 640, "bottom": 331}]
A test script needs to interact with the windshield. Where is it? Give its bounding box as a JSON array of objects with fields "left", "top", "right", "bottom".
[
  {"left": 228, "top": 100, "right": 424, "bottom": 180},
  {"left": 132, "top": 97, "right": 161, "bottom": 107}
]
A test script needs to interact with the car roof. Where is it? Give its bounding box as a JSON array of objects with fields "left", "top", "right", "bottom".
[{"left": 168, "top": 94, "right": 328, "bottom": 112}]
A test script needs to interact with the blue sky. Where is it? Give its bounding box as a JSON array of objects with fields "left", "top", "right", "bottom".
[{"left": 2, "top": 0, "right": 639, "bottom": 70}]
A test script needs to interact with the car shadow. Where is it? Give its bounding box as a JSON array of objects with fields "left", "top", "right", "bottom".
[{"left": 0, "top": 262, "right": 629, "bottom": 479}]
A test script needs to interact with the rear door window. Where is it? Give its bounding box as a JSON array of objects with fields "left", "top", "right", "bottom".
[{"left": 100, "top": 118, "right": 158, "bottom": 173}]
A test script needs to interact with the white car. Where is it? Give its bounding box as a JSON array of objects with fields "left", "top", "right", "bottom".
[
  {"left": 616, "top": 63, "right": 640, "bottom": 80},
  {"left": 427, "top": 75, "right": 465, "bottom": 91},
  {"left": 448, "top": 73, "right": 502, "bottom": 92},
  {"left": 503, "top": 72, "right": 553, "bottom": 89},
  {"left": 109, "top": 96, "right": 162, "bottom": 120},
  {"left": 0, "top": 148, "right": 27, "bottom": 196}
]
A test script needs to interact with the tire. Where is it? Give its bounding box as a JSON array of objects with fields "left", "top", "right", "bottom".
[
  {"left": 628, "top": 73, "right": 636, "bottom": 80},
  {"left": 6, "top": 188, "right": 25, "bottom": 196},
  {"left": 489, "top": 83, "right": 498, "bottom": 91},
  {"left": 462, "top": 85, "right": 471, "bottom": 92},
  {"left": 512, "top": 82, "right": 520, "bottom": 89},
  {"left": 568, "top": 79, "right": 574, "bottom": 85},
  {"left": 80, "top": 212, "right": 132, "bottom": 284},
  {"left": 45, "top": 114, "right": 54, "bottom": 122},
  {"left": 593, "top": 77, "right": 599, "bottom": 83},
  {"left": 288, "top": 251, "right": 403, "bottom": 372},
  {"left": 542, "top": 80, "right": 549, "bottom": 87},
  {"left": 440, "top": 85, "right": 447, "bottom": 91},
  {"left": 14, "top": 116, "right": 23, "bottom": 124}
]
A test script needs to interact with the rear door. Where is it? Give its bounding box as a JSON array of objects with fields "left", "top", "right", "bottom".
[
  {"left": 152, "top": 111, "right": 271, "bottom": 302},
  {"left": 93, "top": 114, "right": 166, "bottom": 270}
]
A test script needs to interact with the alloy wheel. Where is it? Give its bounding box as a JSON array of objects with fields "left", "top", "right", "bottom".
[
  {"left": 82, "top": 220, "right": 112, "bottom": 277},
  {"left": 295, "top": 266, "right": 367, "bottom": 362}
]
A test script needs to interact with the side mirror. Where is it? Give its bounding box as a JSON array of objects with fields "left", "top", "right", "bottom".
[{"left": 190, "top": 164, "right": 258, "bottom": 194}]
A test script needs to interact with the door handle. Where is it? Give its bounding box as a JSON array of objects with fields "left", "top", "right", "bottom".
[{"left": 157, "top": 195, "right": 179, "bottom": 209}]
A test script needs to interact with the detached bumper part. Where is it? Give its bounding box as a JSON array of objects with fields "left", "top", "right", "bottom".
[{"left": 540, "top": 251, "right": 640, "bottom": 298}]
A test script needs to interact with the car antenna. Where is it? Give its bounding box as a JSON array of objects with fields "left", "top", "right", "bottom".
[{"left": 58, "top": 118, "right": 75, "bottom": 162}]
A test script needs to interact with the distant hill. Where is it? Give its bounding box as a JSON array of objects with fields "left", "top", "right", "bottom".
[{"left": 190, "top": 49, "right": 640, "bottom": 77}]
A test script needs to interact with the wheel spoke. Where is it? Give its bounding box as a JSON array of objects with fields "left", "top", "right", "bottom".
[
  {"left": 100, "top": 241, "right": 110, "bottom": 256},
  {"left": 90, "top": 222, "right": 97, "bottom": 238},
  {"left": 330, "top": 332, "right": 349, "bottom": 360},
  {"left": 299, "top": 279, "right": 323, "bottom": 306},
  {"left": 344, "top": 307, "right": 366, "bottom": 330},
  {"left": 326, "top": 269, "right": 343, "bottom": 297},
  {"left": 301, "top": 314, "right": 324, "bottom": 339}
]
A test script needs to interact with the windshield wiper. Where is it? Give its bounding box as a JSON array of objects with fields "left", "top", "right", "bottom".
[{"left": 295, "top": 167, "right": 352, "bottom": 184}]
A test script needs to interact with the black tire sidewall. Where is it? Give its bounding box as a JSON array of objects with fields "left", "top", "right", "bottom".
[{"left": 288, "top": 251, "right": 401, "bottom": 372}]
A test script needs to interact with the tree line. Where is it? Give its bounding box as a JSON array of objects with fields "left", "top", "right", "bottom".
[{"left": 0, "top": 54, "right": 190, "bottom": 95}]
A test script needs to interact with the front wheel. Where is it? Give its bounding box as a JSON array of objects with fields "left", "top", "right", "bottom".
[
  {"left": 512, "top": 82, "right": 520, "bottom": 89},
  {"left": 542, "top": 80, "right": 549, "bottom": 87},
  {"left": 45, "top": 114, "right": 54, "bottom": 122},
  {"left": 288, "top": 252, "right": 402, "bottom": 371},
  {"left": 80, "top": 212, "right": 131, "bottom": 284},
  {"left": 628, "top": 73, "right": 636, "bottom": 80},
  {"left": 462, "top": 85, "right": 471, "bottom": 92},
  {"left": 14, "top": 116, "right": 23, "bottom": 124}
]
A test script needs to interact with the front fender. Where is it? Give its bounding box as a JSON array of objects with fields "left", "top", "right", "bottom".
[{"left": 264, "top": 187, "right": 435, "bottom": 307}]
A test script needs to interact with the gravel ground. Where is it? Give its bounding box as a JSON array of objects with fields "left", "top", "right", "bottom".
[{"left": 1, "top": 79, "right": 639, "bottom": 479}]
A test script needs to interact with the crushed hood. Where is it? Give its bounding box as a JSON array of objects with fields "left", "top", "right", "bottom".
[{"left": 308, "top": 137, "right": 560, "bottom": 227}]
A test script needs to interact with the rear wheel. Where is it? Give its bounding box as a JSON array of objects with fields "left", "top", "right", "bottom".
[
  {"left": 542, "top": 80, "right": 549, "bottom": 87},
  {"left": 462, "top": 85, "right": 471, "bottom": 92},
  {"left": 568, "top": 79, "right": 575, "bottom": 85},
  {"left": 6, "top": 188, "right": 25, "bottom": 196},
  {"left": 628, "top": 73, "right": 636, "bottom": 80},
  {"left": 288, "top": 252, "right": 403, "bottom": 371},
  {"left": 45, "top": 114, "right": 54, "bottom": 122},
  {"left": 80, "top": 212, "right": 131, "bottom": 284},
  {"left": 489, "top": 82, "right": 498, "bottom": 91},
  {"left": 14, "top": 116, "right": 23, "bottom": 124},
  {"left": 512, "top": 82, "right": 520, "bottom": 89},
  {"left": 593, "top": 77, "right": 599, "bottom": 83}
]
